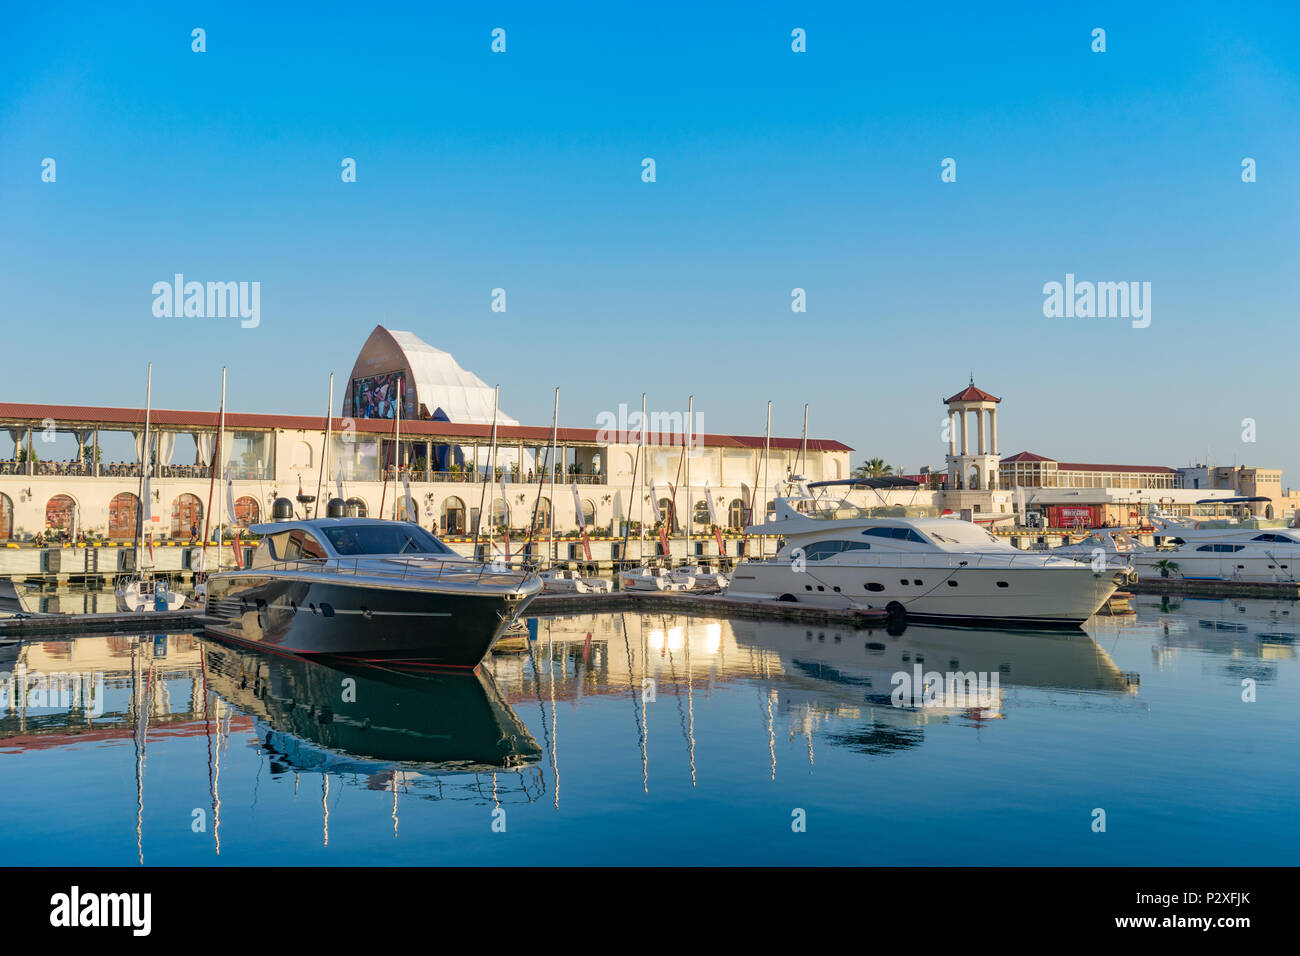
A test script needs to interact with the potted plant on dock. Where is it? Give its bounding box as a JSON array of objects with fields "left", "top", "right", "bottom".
[{"left": 1154, "top": 559, "right": 1180, "bottom": 579}]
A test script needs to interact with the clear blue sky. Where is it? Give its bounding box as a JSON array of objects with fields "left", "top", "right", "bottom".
[{"left": 2, "top": 2, "right": 1297, "bottom": 480}]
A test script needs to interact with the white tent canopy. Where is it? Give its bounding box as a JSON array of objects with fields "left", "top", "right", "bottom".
[{"left": 345, "top": 325, "right": 519, "bottom": 426}]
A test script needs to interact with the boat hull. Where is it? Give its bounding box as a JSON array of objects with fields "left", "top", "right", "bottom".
[
  {"left": 203, "top": 573, "right": 537, "bottom": 669},
  {"left": 727, "top": 561, "right": 1119, "bottom": 628}
]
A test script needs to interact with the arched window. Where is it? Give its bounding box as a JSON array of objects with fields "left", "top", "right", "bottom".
[
  {"left": 108, "top": 492, "right": 140, "bottom": 539},
  {"left": 171, "top": 494, "right": 204, "bottom": 538},
  {"left": 968, "top": 467, "right": 981, "bottom": 491},
  {"left": 693, "top": 499, "right": 710, "bottom": 527},
  {"left": 46, "top": 495, "right": 76, "bottom": 531},
  {"left": 491, "top": 497, "right": 510, "bottom": 529},
  {"left": 397, "top": 495, "right": 419, "bottom": 523},
  {"left": 533, "top": 497, "right": 551, "bottom": 533},
  {"left": 291, "top": 441, "right": 313, "bottom": 469},
  {"left": 581, "top": 499, "right": 596, "bottom": 528},
  {"left": 728, "top": 498, "right": 747, "bottom": 530},
  {"left": 657, "top": 497, "right": 676, "bottom": 531},
  {"left": 233, "top": 496, "right": 260, "bottom": 527},
  {"left": 345, "top": 497, "right": 368, "bottom": 518},
  {"left": 0, "top": 492, "right": 13, "bottom": 540},
  {"left": 441, "top": 496, "right": 466, "bottom": 535}
]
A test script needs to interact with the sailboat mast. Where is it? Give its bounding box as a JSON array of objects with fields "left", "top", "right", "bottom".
[
  {"left": 134, "top": 363, "right": 153, "bottom": 566},
  {"left": 547, "top": 387, "right": 559, "bottom": 566},
  {"left": 760, "top": 401, "right": 771, "bottom": 559},
  {"left": 314, "top": 374, "right": 333, "bottom": 518},
  {"left": 799, "top": 403, "right": 808, "bottom": 479},
  {"left": 684, "top": 395, "right": 693, "bottom": 555},
  {"left": 393, "top": 379, "right": 402, "bottom": 521},
  {"left": 473, "top": 386, "right": 500, "bottom": 555},
  {"left": 639, "top": 393, "right": 647, "bottom": 565},
  {"left": 217, "top": 367, "right": 226, "bottom": 564}
]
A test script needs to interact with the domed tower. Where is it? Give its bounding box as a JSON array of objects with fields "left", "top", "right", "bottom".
[{"left": 943, "top": 379, "right": 1001, "bottom": 491}]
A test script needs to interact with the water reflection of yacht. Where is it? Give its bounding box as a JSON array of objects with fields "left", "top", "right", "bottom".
[
  {"left": 729, "top": 619, "right": 1135, "bottom": 703},
  {"left": 200, "top": 639, "right": 542, "bottom": 773}
]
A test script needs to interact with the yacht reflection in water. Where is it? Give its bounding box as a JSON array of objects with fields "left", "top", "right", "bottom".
[
  {"left": 489, "top": 613, "right": 1139, "bottom": 786},
  {"left": 201, "top": 639, "right": 543, "bottom": 775}
]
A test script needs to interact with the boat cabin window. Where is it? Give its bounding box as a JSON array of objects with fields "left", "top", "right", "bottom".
[
  {"left": 1196, "top": 544, "right": 1245, "bottom": 553},
  {"left": 269, "top": 530, "right": 328, "bottom": 561},
  {"left": 322, "top": 523, "right": 454, "bottom": 556},
  {"left": 861, "top": 527, "right": 927, "bottom": 544},
  {"left": 1252, "top": 533, "right": 1297, "bottom": 543},
  {"left": 801, "top": 540, "right": 872, "bottom": 561}
]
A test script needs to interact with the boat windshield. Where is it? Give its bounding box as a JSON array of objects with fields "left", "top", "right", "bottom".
[{"left": 322, "top": 524, "right": 455, "bottom": 556}]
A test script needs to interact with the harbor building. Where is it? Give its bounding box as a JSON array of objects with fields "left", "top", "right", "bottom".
[
  {"left": 2, "top": 343, "right": 1296, "bottom": 548},
  {"left": 0, "top": 327, "right": 852, "bottom": 548}
]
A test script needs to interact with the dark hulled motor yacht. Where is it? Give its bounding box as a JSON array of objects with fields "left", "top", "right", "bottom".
[{"left": 203, "top": 499, "right": 541, "bottom": 670}]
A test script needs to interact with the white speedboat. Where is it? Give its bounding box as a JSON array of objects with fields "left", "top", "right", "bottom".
[
  {"left": 726, "top": 488, "right": 1122, "bottom": 629},
  {"left": 668, "top": 565, "right": 730, "bottom": 590},
  {"left": 115, "top": 575, "right": 187, "bottom": 613},
  {"left": 1049, "top": 529, "right": 1142, "bottom": 580},
  {"left": 620, "top": 567, "right": 693, "bottom": 591},
  {"left": 539, "top": 569, "right": 612, "bottom": 594}
]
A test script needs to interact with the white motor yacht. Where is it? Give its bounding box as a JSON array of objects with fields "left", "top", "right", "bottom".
[
  {"left": 1134, "top": 514, "right": 1300, "bottom": 582},
  {"left": 726, "top": 483, "right": 1123, "bottom": 629}
]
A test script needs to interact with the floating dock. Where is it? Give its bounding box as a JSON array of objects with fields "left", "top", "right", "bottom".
[
  {"left": 530, "top": 591, "right": 890, "bottom": 627},
  {"left": 0, "top": 608, "right": 206, "bottom": 637},
  {"left": 1129, "top": 577, "right": 1300, "bottom": 599}
]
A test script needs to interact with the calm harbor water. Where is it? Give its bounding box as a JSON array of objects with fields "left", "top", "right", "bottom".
[{"left": 1, "top": 594, "right": 1296, "bottom": 865}]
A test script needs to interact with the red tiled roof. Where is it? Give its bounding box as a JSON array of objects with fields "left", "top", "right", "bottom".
[
  {"left": 1003, "top": 450, "right": 1055, "bottom": 463},
  {"left": 1056, "top": 462, "right": 1176, "bottom": 474},
  {"left": 944, "top": 384, "right": 1000, "bottom": 404},
  {"left": 0, "top": 402, "right": 852, "bottom": 452},
  {"left": 1000, "top": 451, "right": 1174, "bottom": 473}
]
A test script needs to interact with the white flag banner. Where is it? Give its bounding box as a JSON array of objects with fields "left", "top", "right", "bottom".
[
  {"left": 225, "top": 467, "right": 236, "bottom": 523},
  {"left": 336, "top": 478, "right": 344, "bottom": 503},
  {"left": 703, "top": 480, "right": 718, "bottom": 524},
  {"left": 571, "top": 482, "right": 585, "bottom": 531},
  {"left": 499, "top": 477, "right": 509, "bottom": 527},
  {"left": 401, "top": 471, "right": 413, "bottom": 521},
  {"left": 649, "top": 481, "right": 662, "bottom": 522},
  {"left": 141, "top": 464, "right": 152, "bottom": 523}
]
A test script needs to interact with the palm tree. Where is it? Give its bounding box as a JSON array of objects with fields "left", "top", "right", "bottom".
[
  {"left": 852, "top": 458, "right": 893, "bottom": 480},
  {"left": 1154, "top": 559, "right": 1180, "bottom": 579}
]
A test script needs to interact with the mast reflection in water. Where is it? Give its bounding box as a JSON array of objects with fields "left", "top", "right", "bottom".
[{"left": 1, "top": 596, "right": 1297, "bottom": 865}]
